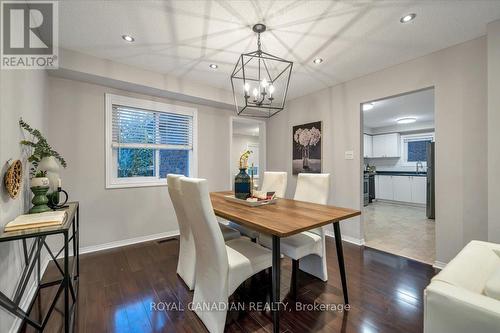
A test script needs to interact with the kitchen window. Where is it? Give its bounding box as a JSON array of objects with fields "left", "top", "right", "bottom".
[
  {"left": 105, "top": 94, "right": 197, "bottom": 188},
  {"left": 401, "top": 133, "right": 434, "bottom": 166}
]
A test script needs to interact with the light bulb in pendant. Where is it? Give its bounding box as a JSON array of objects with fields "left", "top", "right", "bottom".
[
  {"left": 244, "top": 82, "right": 250, "bottom": 94},
  {"left": 268, "top": 85, "right": 275, "bottom": 96},
  {"left": 253, "top": 88, "right": 259, "bottom": 98},
  {"left": 261, "top": 78, "right": 269, "bottom": 88}
]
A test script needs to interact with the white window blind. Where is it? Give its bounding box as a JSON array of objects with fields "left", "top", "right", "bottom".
[{"left": 111, "top": 105, "right": 193, "bottom": 150}]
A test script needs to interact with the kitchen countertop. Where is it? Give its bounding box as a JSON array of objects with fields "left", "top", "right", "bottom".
[{"left": 374, "top": 171, "right": 427, "bottom": 177}]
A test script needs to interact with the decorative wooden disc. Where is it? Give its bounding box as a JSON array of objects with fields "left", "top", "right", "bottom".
[{"left": 4, "top": 160, "right": 22, "bottom": 199}]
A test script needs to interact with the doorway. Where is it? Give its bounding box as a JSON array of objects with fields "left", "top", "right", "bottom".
[
  {"left": 361, "top": 88, "right": 436, "bottom": 265},
  {"left": 230, "top": 117, "right": 266, "bottom": 190}
]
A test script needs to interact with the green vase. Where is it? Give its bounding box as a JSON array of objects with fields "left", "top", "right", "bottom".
[
  {"left": 29, "top": 186, "right": 51, "bottom": 214},
  {"left": 235, "top": 168, "right": 251, "bottom": 199}
]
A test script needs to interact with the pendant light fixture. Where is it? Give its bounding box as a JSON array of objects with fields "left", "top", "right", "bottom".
[{"left": 230, "top": 23, "right": 293, "bottom": 118}]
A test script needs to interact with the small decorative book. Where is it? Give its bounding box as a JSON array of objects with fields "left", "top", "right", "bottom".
[{"left": 4, "top": 211, "right": 67, "bottom": 232}]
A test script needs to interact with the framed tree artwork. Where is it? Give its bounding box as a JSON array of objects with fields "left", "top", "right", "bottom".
[{"left": 292, "top": 121, "right": 322, "bottom": 174}]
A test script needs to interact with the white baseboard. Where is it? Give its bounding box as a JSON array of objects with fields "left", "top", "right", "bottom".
[
  {"left": 374, "top": 199, "right": 426, "bottom": 208},
  {"left": 9, "top": 255, "right": 51, "bottom": 333},
  {"left": 80, "top": 230, "right": 180, "bottom": 255},
  {"left": 433, "top": 260, "right": 447, "bottom": 270},
  {"left": 325, "top": 230, "right": 365, "bottom": 246}
]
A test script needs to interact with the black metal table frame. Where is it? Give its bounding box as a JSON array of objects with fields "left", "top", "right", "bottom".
[
  {"left": 270, "top": 221, "right": 348, "bottom": 333},
  {"left": 0, "top": 205, "right": 79, "bottom": 332}
]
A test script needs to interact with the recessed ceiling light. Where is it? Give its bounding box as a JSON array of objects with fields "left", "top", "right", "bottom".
[
  {"left": 209, "top": 63, "right": 218, "bottom": 69},
  {"left": 400, "top": 13, "right": 416, "bottom": 23},
  {"left": 397, "top": 117, "right": 417, "bottom": 124},
  {"left": 362, "top": 103, "right": 374, "bottom": 111},
  {"left": 313, "top": 57, "right": 323, "bottom": 64},
  {"left": 122, "top": 34, "right": 135, "bottom": 42}
]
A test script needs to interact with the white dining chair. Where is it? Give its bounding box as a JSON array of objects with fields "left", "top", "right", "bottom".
[
  {"left": 229, "top": 171, "right": 288, "bottom": 241},
  {"left": 167, "top": 174, "right": 240, "bottom": 291},
  {"left": 180, "top": 177, "right": 272, "bottom": 333},
  {"left": 260, "top": 173, "right": 330, "bottom": 297},
  {"left": 260, "top": 171, "right": 288, "bottom": 198}
]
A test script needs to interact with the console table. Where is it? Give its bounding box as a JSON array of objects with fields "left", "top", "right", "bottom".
[{"left": 0, "top": 202, "right": 79, "bottom": 332}]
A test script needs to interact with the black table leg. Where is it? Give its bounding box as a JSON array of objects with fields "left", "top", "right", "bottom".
[
  {"left": 76, "top": 205, "right": 80, "bottom": 278},
  {"left": 272, "top": 235, "right": 280, "bottom": 333},
  {"left": 291, "top": 259, "right": 298, "bottom": 301},
  {"left": 64, "top": 231, "right": 69, "bottom": 333},
  {"left": 333, "top": 222, "right": 349, "bottom": 304}
]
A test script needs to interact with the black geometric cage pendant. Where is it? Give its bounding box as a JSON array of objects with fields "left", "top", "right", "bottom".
[{"left": 230, "top": 23, "right": 293, "bottom": 118}]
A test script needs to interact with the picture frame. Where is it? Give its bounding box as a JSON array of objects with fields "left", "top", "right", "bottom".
[{"left": 292, "top": 121, "right": 322, "bottom": 175}]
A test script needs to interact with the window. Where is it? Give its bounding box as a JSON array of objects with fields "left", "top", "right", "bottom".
[
  {"left": 105, "top": 94, "right": 197, "bottom": 188},
  {"left": 401, "top": 133, "right": 434, "bottom": 166}
]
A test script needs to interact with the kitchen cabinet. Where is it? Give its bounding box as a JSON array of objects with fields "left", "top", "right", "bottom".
[
  {"left": 363, "top": 134, "right": 373, "bottom": 158},
  {"left": 371, "top": 133, "right": 400, "bottom": 158},
  {"left": 372, "top": 135, "right": 385, "bottom": 158},
  {"left": 376, "top": 175, "right": 393, "bottom": 200},
  {"left": 393, "top": 176, "right": 412, "bottom": 202},
  {"left": 411, "top": 176, "right": 427, "bottom": 204},
  {"left": 375, "top": 174, "right": 427, "bottom": 204}
]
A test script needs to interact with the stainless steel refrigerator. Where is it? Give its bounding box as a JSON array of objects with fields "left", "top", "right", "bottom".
[{"left": 426, "top": 142, "right": 435, "bottom": 219}]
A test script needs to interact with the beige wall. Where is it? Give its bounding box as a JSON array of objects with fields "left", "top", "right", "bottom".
[
  {"left": 267, "top": 37, "right": 488, "bottom": 263},
  {"left": 488, "top": 20, "right": 500, "bottom": 242},
  {"left": 0, "top": 70, "right": 49, "bottom": 332},
  {"left": 47, "top": 76, "right": 233, "bottom": 249}
]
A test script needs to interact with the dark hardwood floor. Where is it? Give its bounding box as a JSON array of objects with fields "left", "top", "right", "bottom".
[{"left": 23, "top": 237, "right": 435, "bottom": 333}]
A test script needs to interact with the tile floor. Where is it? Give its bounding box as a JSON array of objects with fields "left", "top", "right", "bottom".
[{"left": 363, "top": 201, "right": 435, "bottom": 265}]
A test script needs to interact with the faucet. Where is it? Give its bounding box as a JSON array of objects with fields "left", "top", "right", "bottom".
[{"left": 416, "top": 161, "right": 423, "bottom": 174}]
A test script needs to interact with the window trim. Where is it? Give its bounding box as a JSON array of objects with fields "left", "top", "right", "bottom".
[
  {"left": 400, "top": 132, "right": 434, "bottom": 167},
  {"left": 105, "top": 93, "right": 198, "bottom": 189}
]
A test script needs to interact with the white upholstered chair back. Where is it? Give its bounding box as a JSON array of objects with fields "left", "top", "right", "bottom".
[
  {"left": 294, "top": 173, "right": 330, "bottom": 204},
  {"left": 179, "top": 177, "right": 230, "bottom": 332},
  {"left": 293, "top": 173, "right": 331, "bottom": 281},
  {"left": 180, "top": 177, "right": 229, "bottom": 277},
  {"left": 261, "top": 171, "right": 288, "bottom": 198},
  {"left": 167, "top": 174, "right": 196, "bottom": 290},
  {"left": 294, "top": 173, "right": 330, "bottom": 238},
  {"left": 168, "top": 174, "right": 188, "bottom": 240}
]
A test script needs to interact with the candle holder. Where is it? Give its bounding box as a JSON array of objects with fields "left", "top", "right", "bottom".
[
  {"left": 48, "top": 186, "right": 69, "bottom": 210},
  {"left": 29, "top": 186, "right": 51, "bottom": 214}
]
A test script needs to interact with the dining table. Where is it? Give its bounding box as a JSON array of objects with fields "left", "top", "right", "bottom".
[{"left": 210, "top": 191, "right": 361, "bottom": 333}]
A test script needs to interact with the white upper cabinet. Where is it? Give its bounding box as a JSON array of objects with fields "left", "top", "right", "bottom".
[
  {"left": 363, "top": 134, "right": 373, "bottom": 158},
  {"left": 371, "top": 133, "right": 400, "bottom": 158},
  {"left": 372, "top": 135, "right": 386, "bottom": 157},
  {"left": 384, "top": 133, "right": 401, "bottom": 157}
]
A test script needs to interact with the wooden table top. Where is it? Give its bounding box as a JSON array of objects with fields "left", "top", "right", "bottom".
[{"left": 210, "top": 191, "right": 361, "bottom": 237}]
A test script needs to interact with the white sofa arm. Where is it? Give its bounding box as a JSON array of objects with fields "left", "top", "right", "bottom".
[{"left": 424, "top": 281, "right": 500, "bottom": 333}]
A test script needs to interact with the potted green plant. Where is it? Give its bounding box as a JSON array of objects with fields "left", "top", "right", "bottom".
[
  {"left": 19, "top": 118, "right": 66, "bottom": 174},
  {"left": 19, "top": 119, "right": 67, "bottom": 213},
  {"left": 30, "top": 170, "right": 49, "bottom": 188}
]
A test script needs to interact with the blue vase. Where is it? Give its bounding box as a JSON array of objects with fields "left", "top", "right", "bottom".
[{"left": 235, "top": 168, "right": 251, "bottom": 199}]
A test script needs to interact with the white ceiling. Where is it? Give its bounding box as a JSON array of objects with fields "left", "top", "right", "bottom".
[
  {"left": 363, "top": 88, "right": 434, "bottom": 129},
  {"left": 58, "top": 0, "right": 500, "bottom": 100}
]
